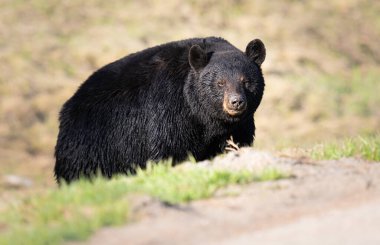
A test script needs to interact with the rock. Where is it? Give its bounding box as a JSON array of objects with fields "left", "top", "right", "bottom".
[{"left": 2, "top": 175, "right": 33, "bottom": 189}]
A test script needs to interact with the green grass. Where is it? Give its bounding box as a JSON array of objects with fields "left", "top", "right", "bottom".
[
  {"left": 311, "top": 134, "right": 380, "bottom": 161},
  {"left": 0, "top": 162, "right": 288, "bottom": 245}
]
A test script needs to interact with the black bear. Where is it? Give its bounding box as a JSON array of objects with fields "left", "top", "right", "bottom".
[{"left": 54, "top": 37, "right": 266, "bottom": 183}]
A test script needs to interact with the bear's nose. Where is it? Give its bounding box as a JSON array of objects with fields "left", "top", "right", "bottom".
[{"left": 229, "top": 95, "right": 246, "bottom": 111}]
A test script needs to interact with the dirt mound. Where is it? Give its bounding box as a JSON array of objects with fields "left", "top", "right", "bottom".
[{"left": 77, "top": 150, "right": 380, "bottom": 245}]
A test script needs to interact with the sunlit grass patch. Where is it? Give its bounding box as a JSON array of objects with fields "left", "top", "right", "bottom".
[
  {"left": 311, "top": 134, "right": 380, "bottom": 161},
  {"left": 0, "top": 162, "right": 287, "bottom": 245},
  {"left": 131, "top": 162, "right": 288, "bottom": 204}
]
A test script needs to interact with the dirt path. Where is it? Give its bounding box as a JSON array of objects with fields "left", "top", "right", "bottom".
[
  {"left": 215, "top": 199, "right": 380, "bottom": 245},
  {"left": 75, "top": 150, "right": 380, "bottom": 245}
]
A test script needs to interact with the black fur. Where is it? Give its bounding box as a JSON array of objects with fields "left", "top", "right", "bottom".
[{"left": 54, "top": 37, "right": 266, "bottom": 183}]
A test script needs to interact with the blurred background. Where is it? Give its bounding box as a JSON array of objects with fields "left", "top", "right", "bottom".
[{"left": 0, "top": 0, "right": 379, "bottom": 199}]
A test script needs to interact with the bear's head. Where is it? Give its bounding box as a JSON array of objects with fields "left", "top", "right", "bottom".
[{"left": 186, "top": 39, "right": 266, "bottom": 123}]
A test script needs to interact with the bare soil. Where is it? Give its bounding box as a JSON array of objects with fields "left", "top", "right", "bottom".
[{"left": 73, "top": 149, "right": 380, "bottom": 245}]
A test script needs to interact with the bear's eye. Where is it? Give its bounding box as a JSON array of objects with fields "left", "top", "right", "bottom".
[
  {"left": 217, "top": 80, "right": 226, "bottom": 87},
  {"left": 242, "top": 79, "right": 250, "bottom": 87},
  {"left": 240, "top": 76, "right": 249, "bottom": 85}
]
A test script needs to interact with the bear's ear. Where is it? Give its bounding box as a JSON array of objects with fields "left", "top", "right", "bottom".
[
  {"left": 245, "top": 39, "right": 266, "bottom": 66},
  {"left": 189, "top": 45, "right": 208, "bottom": 71}
]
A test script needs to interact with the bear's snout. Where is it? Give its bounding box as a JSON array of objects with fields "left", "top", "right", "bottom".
[
  {"left": 230, "top": 95, "right": 246, "bottom": 110},
  {"left": 223, "top": 94, "right": 247, "bottom": 116}
]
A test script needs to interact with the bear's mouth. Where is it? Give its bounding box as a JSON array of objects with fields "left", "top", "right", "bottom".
[{"left": 224, "top": 108, "right": 246, "bottom": 117}]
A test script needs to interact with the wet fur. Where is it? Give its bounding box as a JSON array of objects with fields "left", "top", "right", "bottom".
[{"left": 54, "top": 37, "right": 265, "bottom": 183}]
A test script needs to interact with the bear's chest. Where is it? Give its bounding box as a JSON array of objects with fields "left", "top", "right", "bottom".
[{"left": 146, "top": 113, "right": 229, "bottom": 162}]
